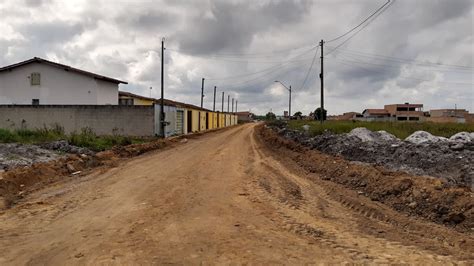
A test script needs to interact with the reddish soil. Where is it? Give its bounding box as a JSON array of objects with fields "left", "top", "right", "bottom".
[
  {"left": 0, "top": 124, "right": 472, "bottom": 264},
  {"left": 0, "top": 138, "right": 174, "bottom": 209},
  {"left": 257, "top": 125, "right": 473, "bottom": 232}
]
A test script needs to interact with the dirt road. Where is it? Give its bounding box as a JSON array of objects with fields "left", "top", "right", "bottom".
[{"left": 0, "top": 124, "right": 472, "bottom": 264}]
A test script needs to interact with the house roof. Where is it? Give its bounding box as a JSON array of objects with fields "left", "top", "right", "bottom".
[
  {"left": 384, "top": 103, "right": 423, "bottom": 108},
  {"left": 119, "top": 91, "right": 155, "bottom": 102},
  {"left": 363, "top": 109, "right": 389, "bottom": 115},
  {"left": 118, "top": 91, "right": 214, "bottom": 112},
  {"left": 235, "top": 111, "right": 251, "bottom": 115},
  {"left": 0, "top": 57, "right": 128, "bottom": 84}
]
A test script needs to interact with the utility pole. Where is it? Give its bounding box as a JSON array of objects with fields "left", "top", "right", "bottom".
[
  {"left": 221, "top": 92, "right": 224, "bottom": 112},
  {"left": 236, "top": 100, "right": 238, "bottom": 113},
  {"left": 232, "top": 98, "right": 234, "bottom": 113},
  {"left": 289, "top": 85, "right": 292, "bottom": 118},
  {"left": 160, "top": 38, "right": 165, "bottom": 138},
  {"left": 213, "top": 86, "right": 216, "bottom": 111},
  {"left": 227, "top": 95, "right": 230, "bottom": 112},
  {"left": 274, "top": 81, "right": 291, "bottom": 119},
  {"left": 319, "top": 39, "right": 324, "bottom": 124},
  {"left": 201, "top": 78, "right": 205, "bottom": 109}
]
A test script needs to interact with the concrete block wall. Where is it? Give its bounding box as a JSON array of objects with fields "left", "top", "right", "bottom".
[{"left": 0, "top": 105, "right": 154, "bottom": 136}]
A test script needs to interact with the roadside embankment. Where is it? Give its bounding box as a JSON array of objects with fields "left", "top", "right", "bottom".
[
  {"left": 273, "top": 121, "right": 473, "bottom": 188},
  {"left": 0, "top": 138, "right": 174, "bottom": 210},
  {"left": 257, "top": 124, "right": 473, "bottom": 233}
]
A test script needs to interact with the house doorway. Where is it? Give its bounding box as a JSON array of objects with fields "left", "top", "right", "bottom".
[{"left": 187, "top": 110, "right": 192, "bottom": 132}]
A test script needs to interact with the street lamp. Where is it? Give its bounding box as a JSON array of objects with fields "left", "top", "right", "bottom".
[{"left": 274, "top": 80, "right": 292, "bottom": 119}]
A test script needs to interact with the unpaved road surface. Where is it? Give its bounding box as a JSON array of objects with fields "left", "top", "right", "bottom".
[{"left": 0, "top": 124, "right": 472, "bottom": 264}]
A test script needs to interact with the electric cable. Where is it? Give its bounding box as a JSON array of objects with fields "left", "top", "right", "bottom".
[{"left": 326, "top": 0, "right": 392, "bottom": 43}]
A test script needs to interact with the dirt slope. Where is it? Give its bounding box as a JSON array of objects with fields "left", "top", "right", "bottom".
[{"left": 0, "top": 123, "right": 472, "bottom": 264}]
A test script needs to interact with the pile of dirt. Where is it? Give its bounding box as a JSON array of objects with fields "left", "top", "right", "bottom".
[
  {"left": 274, "top": 125, "right": 473, "bottom": 187},
  {"left": 40, "top": 140, "right": 94, "bottom": 155},
  {"left": 0, "top": 138, "right": 173, "bottom": 210},
  {"left": 257, "top": 125, "right": 473, "bottom": 232},
  {"left": 0, "top": 143, "right": 61, "bottom": 171}
]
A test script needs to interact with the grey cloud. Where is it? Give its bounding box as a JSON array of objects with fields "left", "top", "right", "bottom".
[
  {"left": 24, "top": 0, "right": 50, "bottom": 7},
  {"left": 19, "top": 21, "right": 84, "bottom": 44},
  {"left": 115, "top": 9, "right": 174, "bottom": 31},
  {"left": 175, "top": 0, "right": 312, "bottom": 54},
  {"left": 0, "top": 0, "right": 472, "bottom": 115}
]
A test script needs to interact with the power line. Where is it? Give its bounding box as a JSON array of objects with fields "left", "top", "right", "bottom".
[
  {"left": 217, "top": 59, "right": 311, "bottom": 90},
  {"left": 327, "top": 46, "right": 474, "bottom": 70},
  {"left": 166, "top": 44, "right": 317, "bottom": 59},
  {"left": 166, "top": 47, "right": 317, "bottom": 64},
  {"left": 326, "top": 0, "right": 395, "bottom": 56},
  {"left": 331, "top": 53, "right": 473, "bottom": 76},
  {"left": 205, "top": 47, "right": 316, "bottom": 81},
  {"left": 326, "top": 0, "right": 392, "bottom": 43},
  {"left": 334, "top": 57, "right": 474, "bottom": 85},
  {"left": 299, "top": 46, "right": 319, "bottom": 90}
]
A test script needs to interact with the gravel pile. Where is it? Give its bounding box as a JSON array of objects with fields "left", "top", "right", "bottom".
[
  {"left": 0, "top": 141, "right": 93, "bottom": 171},
  {"left": 0, "top": 143, "right": 60, "bottom": 170},
  {"left": 274, "top": 125, "right": 473, "bottom": 188},
  {"left": 41, "top": 140, "right": 94, "bottom": 155}
]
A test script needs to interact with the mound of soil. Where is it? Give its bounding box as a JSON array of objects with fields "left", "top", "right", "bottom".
[
  {"left": 274, "top": 125, "right": 473, "bottom": 188},
  {"left": 257, "top": 125, "right": 473, "bottom": 232},
  {"left": 0, "top": 138, "right": 173, "bottom": 210}
]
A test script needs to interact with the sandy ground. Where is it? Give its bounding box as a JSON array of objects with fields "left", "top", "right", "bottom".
[{"left": 0, "top": 123, "right": 472, "bottom": 264}]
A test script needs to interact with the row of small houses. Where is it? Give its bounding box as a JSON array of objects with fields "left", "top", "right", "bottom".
[
  {"left": 0, "top": 57, "right": 238, "bottom": 137},
  {"left": 119, "top": 91, "right": 239, "bottom": 136},
  {"left": 156, "top": 98, "right": 238, "bottom": 137}
]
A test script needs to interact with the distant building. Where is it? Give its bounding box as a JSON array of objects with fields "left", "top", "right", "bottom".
[
  {"left": 384, "top": 103, "right": 424, "bottom": 121},
  {"left": 427, "top": 109, "right": 473, "bottom": 123},
  {"left": 360, "top": 103, "right": 424, "bottom": 122},
  {"left": 235, "top": 111, "right": 253, "bottom": 122},
  {"left": 328, "top": 112, "right": 363, "bottom": 121},
  {"left": 362, "top": 109, "right": 390, "bottom": 121},
  {"left": 0, "top": 57, "right": 127, "bottom": 105},
  {"left": 283, "top": 111, "right": 289, "bottom": 118}
]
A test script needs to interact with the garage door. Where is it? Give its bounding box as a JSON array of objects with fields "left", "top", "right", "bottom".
[{"left": 176, "top": 110, "right": 184, "bottom": 135}]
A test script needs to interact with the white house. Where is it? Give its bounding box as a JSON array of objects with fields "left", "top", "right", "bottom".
[{"left": 0, "top": 57, "right": 127, "bottom": 105}]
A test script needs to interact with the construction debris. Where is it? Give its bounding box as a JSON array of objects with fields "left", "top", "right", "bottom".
[{"left": 271, "top": 125, "right": 473, "bottom": 188}]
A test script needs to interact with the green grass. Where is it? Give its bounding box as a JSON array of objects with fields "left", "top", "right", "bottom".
[
  {"left": 0, "top": 127, "right": 149, "bottom": 151},
  {"left": 287, "top": 120, "right": 474, "bottom": 139}
]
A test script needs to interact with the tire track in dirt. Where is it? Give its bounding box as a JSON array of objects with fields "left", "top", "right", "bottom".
[
  {"left": 249, "top": 124, "right": 473, "bottom": 263},
  {"left": 0, "top": 123, "right": 471, "bottom": 264}
]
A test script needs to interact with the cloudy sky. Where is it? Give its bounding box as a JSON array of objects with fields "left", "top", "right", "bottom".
[{"left": 0, "top": 0, "right": 472, "bottom": 115}]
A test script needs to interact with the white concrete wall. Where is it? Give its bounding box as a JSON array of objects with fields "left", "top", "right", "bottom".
[
  {"left": 0, "top": 105, "right": 154, "bottom": 136},
  {"left": 0, "top": 62, "right": 119, "bottom": 105}
]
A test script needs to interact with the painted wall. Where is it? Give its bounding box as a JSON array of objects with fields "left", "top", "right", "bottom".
[
  {"left": 219, "top": 113, "right": 225, "bottom": 128},
  {"left": 199, "top": 111, "right": 206, "bottom": 131},
  {"left": 119, "top": 95, "right": 154, "bottom": 105},
  {"left": 0, "top": 62, "right": 119, "bottom": 105},
  {"left": 155, "top": 104, "right": 179, "bottom": 137},
  {"left": 191, "top": 110, "right": 199, "bottom": 132},
  {"left": 0, "top": 105, "right": 154, "bottom": 136}
]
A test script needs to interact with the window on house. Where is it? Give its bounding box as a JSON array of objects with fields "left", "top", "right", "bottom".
[
  {"left": 397, "top": 117, "right": 408, "bottom": 121},
  {"left": 409, "top": 117, "right": 419, "bottom": 121},
  {"left": 30, "top": 73, "right": 41, "bottom": 85},
  {"left": 32, "top": 99, "right": 40, "bottom": 105},
  {"left": 119, "top": 98, "right": 134, "bottom": 106}
]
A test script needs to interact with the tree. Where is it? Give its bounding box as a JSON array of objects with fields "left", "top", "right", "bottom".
[
  {"left": 265, "top": 112, "right": 276, "bottom": 120},
  {"left": 293, "top": 111, "right": 303, "bottom": 120},
  {"left": 314, "top": 107, "right": 327, "bottom": 121}
]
